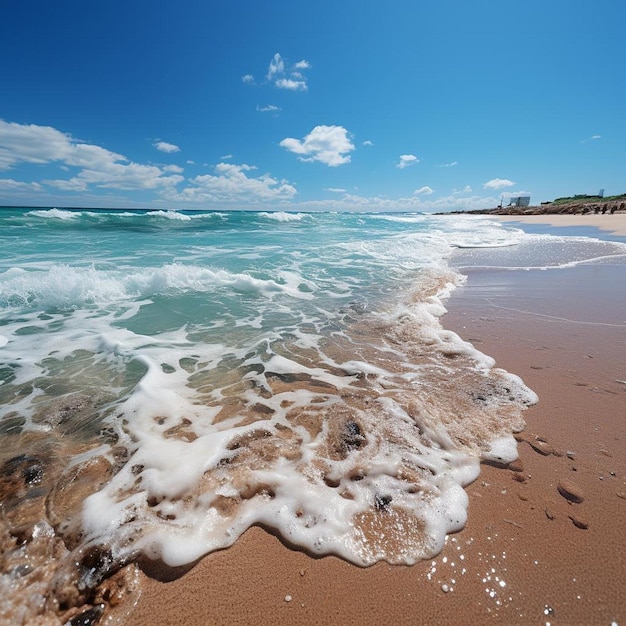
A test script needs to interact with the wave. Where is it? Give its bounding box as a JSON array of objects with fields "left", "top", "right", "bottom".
[
  {"left": 451, "top": 242, "right": 518, "bottom": 249},
  {"left": 369, "top": 213, "right": 427, "bottom": 223},
  {"left": 6, "top": 207, "right": 614, "bottom": 623},
  {"left": 25, "top": 208, "right": 230, "bottom": 223},
  {"left": 28, "top": 208, "right": 81, "bottom": 220},
  {"left": 146, "top": 210, "right": 192, "bottom": 221},
  {"left": 452, "top": 234, "right": 626, "bottom": 271},
  {"left": 75, "top": 268, "right": 535, "bottom": 573},
  {"left": 258, "top": 211, "right": 309, "bottom": 222},
  {"left": 0, "top": 263, "right": 314, "bottom": 309}
]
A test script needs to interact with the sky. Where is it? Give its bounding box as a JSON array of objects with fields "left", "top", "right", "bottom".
[{"left": 0, "top": 0, "right": 624, "bottom": 212}]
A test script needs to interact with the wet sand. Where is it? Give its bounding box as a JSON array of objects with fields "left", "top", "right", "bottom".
[
  {"left": 493, "top": 213, "right": 626, "bottom": 236},
  {"left": 123, "top": 232, "right": 626, "bottom": 624}
]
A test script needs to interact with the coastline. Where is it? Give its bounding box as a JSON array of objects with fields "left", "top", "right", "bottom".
[
  {"left": 121, "top": 221, "right": 626, "bottom": 625},
  {"left": 491, "top": 214, "right": 626, "bottom": 237}
]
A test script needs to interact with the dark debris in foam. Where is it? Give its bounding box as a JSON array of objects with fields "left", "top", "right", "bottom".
[
  {"left": 374, "top": 494, "right": 393, "bottom": 512},
  {"left": 67, "top": 604, "right": 105, "bottom": 626},
  {"left": 339, "top": 420, "right": 367, "bottom": 457}
]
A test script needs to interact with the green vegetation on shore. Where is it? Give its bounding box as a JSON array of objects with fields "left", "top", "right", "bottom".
[
  {"left": 439, "top": 193, "right": 626, "bottom": 216},
  {"left": 549, "top": 193, "right": 626, "bottom": 205}
]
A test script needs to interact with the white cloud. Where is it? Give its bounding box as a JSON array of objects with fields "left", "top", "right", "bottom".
[
  {"left": 452, "top": 185, "right": 473, "bottom": 195},
  {"left": 397, "top": 154, "right": 419, "bottom": 169},
  {"left": 45, "top": 178, "right": 89, "bottom": 191},
  {"left": 0, "top": 178, "right": 43, "bottom": 191},
  {"left": 363, "top": 140, "right": 373, "bottom": 146},
  {"left": 267, "top": 53, "right": 285, "bottom": 80},
  {"left": 284, "top": 192, "right": 504, "bottom": 213},
  {"left": 275, "top": 78, "right": 307, "bottom": 91},
  {"left": 256, "top": 104, "right": 281, "bottom": 113},
  {"left": 46, "top": 161, "right": 184, "bottom": 191},
  {"left": 163, "top": 164, "right": 184, "bottom": 173},
  {"left": 280, "top": 125, "right": 355, "bottom": 167},
  {"left": 503, "top": 190, "right": 532, "bottom": 200},
  {"left": 580, "top": 134, "right": 602, "bottom": 143},
  {"left": 246, "top": 53, "right": 310, "bottom": 91},
  {"left": 325, "top": 187, "right": 347, "bottom": 193},
  {"left": 220, "top": 154, "right": 233, "bottom": 160},
  {"left": 0, "top": 120, "right": 183, "bottom": 191},
  {"left": 414, "top": 186, "right": 433, "bottom": 195},
  {"left": 437, "top": 161, "right": 458, "bottom": 167},
  {"left": 154, "top": 141, "right": 180, "bottom": 153},
  {"left": 483, "top": 178, "right": 515, "bottom": 190},
  {"left": 0, "top": 120, "right": 123, "bottom": 170},
  {"left": 163, "top": 162, "right": 297, "bottom": 204}
]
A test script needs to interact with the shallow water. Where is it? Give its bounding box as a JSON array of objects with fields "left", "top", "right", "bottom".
[{"left": 1, "top": 208, "right": 625, "bottom": 623}]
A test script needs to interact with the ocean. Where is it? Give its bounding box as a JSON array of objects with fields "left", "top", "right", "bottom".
[{"left": 2, "top": 207, "right": 625, "bottom": 622}]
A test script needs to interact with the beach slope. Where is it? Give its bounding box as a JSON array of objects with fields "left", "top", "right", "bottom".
[{"left": 124, "top": 222, "right": 626, "bottom": 625}]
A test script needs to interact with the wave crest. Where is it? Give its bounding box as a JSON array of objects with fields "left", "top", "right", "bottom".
[
  {"left": 0, "top": 263, "right": 312, "bottom": 309},
  {"left": 258, "top": 211, "right": 308, "bottom": 222}
]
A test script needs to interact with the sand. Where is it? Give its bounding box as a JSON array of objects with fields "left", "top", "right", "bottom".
[
  {"left": 493, "top": 213, "right": 626, "bottom": 237},
  {"left": 118, "top": 219, "right": 626, "bottom": 625}
]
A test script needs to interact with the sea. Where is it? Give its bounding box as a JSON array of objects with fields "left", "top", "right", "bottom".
[{"left": 2, "top": 207, "right": 625, "bottom": 623}]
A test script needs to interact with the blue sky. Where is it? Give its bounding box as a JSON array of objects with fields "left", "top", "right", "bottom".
[{"left": 1, "top": 0, "right": 624, "bottom": 211}]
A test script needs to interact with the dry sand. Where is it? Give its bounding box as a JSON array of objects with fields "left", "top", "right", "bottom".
[
  {"left": 120, "top": 228, "right": 626, "bottom": 626},
  {"left": 493, "top": 213, "right": 626, "bottom": 236}
]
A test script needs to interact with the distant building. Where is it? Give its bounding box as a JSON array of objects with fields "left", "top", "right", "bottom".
[{"left": 508, "top": 196, "right": 531, "bottom": 207}]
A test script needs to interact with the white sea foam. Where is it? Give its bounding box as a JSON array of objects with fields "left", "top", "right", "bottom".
[
  {"left": 28, "top": 208, "right": 80, "bottom": 220},
  {"left": 370, "top": 213, "right": 427, "bottom": 223},
  {"left": 147, "top": 209, "right": 192, "bottom": 221},
  {"left": 454, "top": 233, "right": 626, "bottom": 271},
  {"left": 483, "top": 436, "right": 522, "bottom": 464},
  {"left": 71, "top": 268, "right": 534, "bottom": 570},
  {"left": 0, "top": 263, "right": 315, "bottom": 309},
  {"left": 258, "top": 211, "right": 308, "bottom": 222}
]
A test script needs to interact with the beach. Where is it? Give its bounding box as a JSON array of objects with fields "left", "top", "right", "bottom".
[
  {"left": 2, "top": 1, "right": 625, "bottom": 622},
  {"left": 122, "top": 217, "right": 626, "bottom": 625},
  {"left": 494, "top": 214, "right": 626, "bottom": 237},
  {"left": 1, "top": 210, "right": 625, "bottom": 625}
]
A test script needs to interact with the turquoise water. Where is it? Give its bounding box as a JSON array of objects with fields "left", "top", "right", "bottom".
[{"left": 2, "top": 207, "right": 625, "bottom": 622}]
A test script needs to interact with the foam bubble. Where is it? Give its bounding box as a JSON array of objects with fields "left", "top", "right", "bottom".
[{"left": 482, "top": 437, "right": 520, "bottom": 464}]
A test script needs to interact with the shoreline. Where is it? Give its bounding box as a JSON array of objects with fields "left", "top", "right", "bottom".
[
  {"left": 122, "top": 225, "right": 626, "bottom": 625},
  {"left": 490, "top": 214, "right": 626, "bottom": 237}
]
